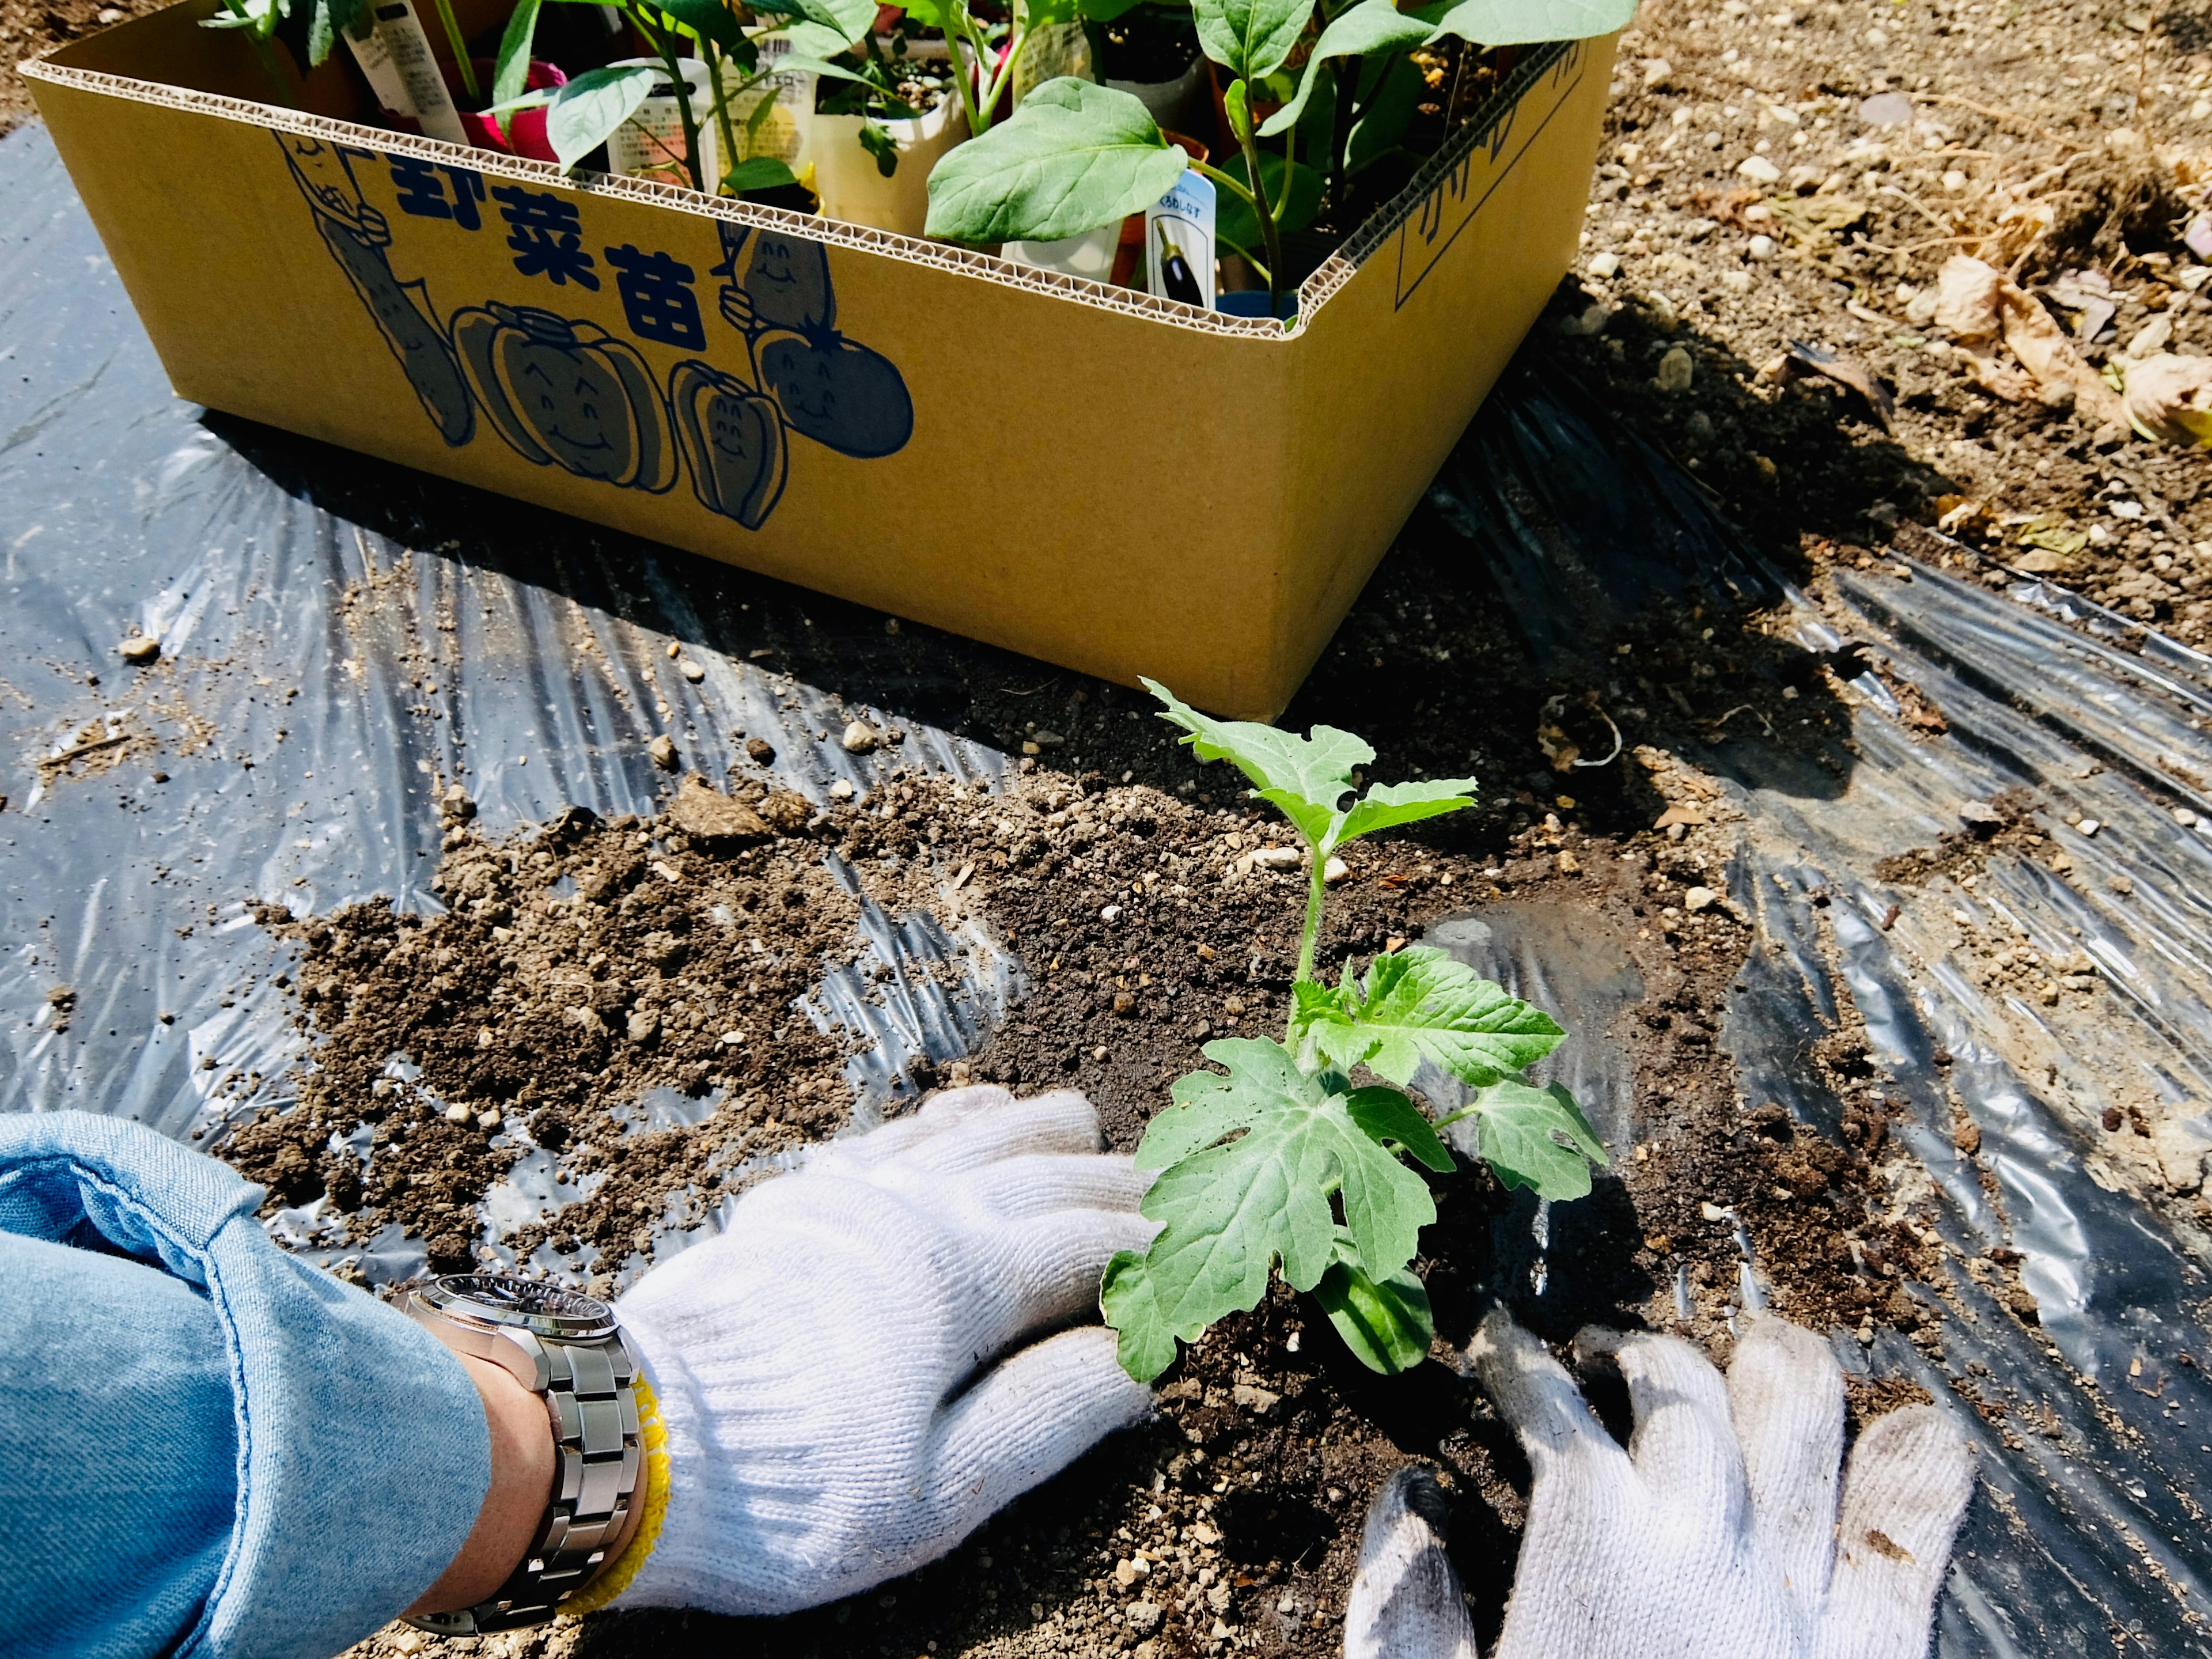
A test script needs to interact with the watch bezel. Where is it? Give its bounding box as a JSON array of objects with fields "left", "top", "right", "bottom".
[{"left": 418, "top": 1272, "right": 618, "bottom": 1340}]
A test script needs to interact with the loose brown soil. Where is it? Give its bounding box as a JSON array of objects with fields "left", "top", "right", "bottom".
[
  {"left": 14, "top": 0, "right": 2205, "bottom": 1652},
  {"left": 256, "top": 743, "right": 1981, "bottom": 1659}
]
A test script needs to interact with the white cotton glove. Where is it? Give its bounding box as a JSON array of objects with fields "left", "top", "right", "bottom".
[
  {"left": 1344, "top": 1309, "right": 1975, "bottom": 1659},
  {"left": 612, "top": 1085, "right": 1157, "bottom": 1616}
]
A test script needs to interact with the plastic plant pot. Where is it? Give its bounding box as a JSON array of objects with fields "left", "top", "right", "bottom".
[
  {"left": 1104, "top": 55, "right": 1206, "bottom": 135},
  {"left": 442, "top": 56, "right": 567, "bottom": 162},
  {"left": 812, "top": 94, "right": 968, "bottom": 236}
]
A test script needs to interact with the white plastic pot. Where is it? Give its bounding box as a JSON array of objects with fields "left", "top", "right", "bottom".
[{"left": 812, "top": 96, "right": 969, "bottom": 237}]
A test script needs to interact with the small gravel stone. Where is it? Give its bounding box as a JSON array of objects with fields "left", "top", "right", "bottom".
[
  {"left": 1656, "top": 346, "right": 1694, "bottom": 392},
  {"left": 119, "top": 635, "right": 160, "bottom": 664},
  {"left": 649, "top": 735, "right": 678, "bottom": 770},
  {"left": 679, "top": 658, "right": 706, "bottom": 683},
  {"left": 1684, "top": 885, "right": 1718, "bottom": 911},
  {"left": 842, "top": 719, "right": 880, "bottom": 753},
  {"left": 828, "top": 779, "right": 856, "bottom": 801},
  {"left": 1736, "top": 154, "right": 1782, "bottom": 183},
  {"left": 1586, "top": 251, "right": 1621, "bottom": 278},
  {"left": 1748, "top": 234, "right": 1777, "bottom": 260}
]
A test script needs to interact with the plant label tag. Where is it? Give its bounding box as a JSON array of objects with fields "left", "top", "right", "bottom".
[
  {"left": 607, "top": 59, "right": 721, "bottom": 191},
  {"left": 1145, "top": 170, "right": 1215, "bottom": 310},
  {"left": 732, "top": 30, "right": 816, "bottom": 173},
  {"left": 1010, "top": 20, "right": 1094, "bottom": 106},
  {"left": 343, "top": 0, "right": 467, "bottom": 146}
]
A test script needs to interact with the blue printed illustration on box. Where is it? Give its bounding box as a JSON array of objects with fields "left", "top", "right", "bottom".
[{"left": 274, "top": 130, "right": 912, "bottom": 531}]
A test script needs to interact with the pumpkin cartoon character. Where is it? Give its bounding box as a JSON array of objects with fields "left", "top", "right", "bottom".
[
  {"left": 670, "top": 361, "right": 789, "bottom": 529},
  {"left": 277, "top": 131, "right": 474, "bottom": 449},
  {"left": 710, "top": 224, "right": 914, "bottom": 461},
  {"left": 450, "top": 303, "right": 678, "bottom": 492}
]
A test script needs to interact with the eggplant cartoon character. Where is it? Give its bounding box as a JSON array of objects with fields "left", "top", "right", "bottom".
[
  {"left": 278, "top": 131, "right": 474, "bottom": 448},
  {"left": 670, "top": 361, "right": 789, "bottom": 529},
  {"left": 451, "top": 303, "right": 677, "bottom": 492},
  {"left": 711, "top": 224, "right": 914, "bottom": 461}
]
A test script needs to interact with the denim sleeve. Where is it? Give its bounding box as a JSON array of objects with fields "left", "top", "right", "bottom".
[{"left": 0, "top": 1111, "right": 491, "bottom": 1659}]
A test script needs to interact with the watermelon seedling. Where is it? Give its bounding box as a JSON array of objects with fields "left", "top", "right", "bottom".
[{"left": 1099, "top": 682, "right": 1607, "bottom": 1382}]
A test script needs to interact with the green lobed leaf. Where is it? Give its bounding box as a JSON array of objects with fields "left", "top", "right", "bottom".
[
  {"left": 1107, "top": 1037, "right": 1438, "bottom": 1374},
  {"left": 1100, "top": 1248, "right": 1182, "bottom": 1382},
  {"left": 1414, "top": 0, "right": 1637, "bottom": 46},
  {"left": 1193, "top": 0, "right": 1312, "bottom": 81},
  {"left": 1343, "top": 1085, "right": 1454, "bottom": 1173},
  {"left": 1145, "top": 679, "right": 1370, "bottom": 853},
  {"left": 1472, "top": 1078, "right": 1607, "bottom": 1200},
  {"left": 1315, "top": 1239, "right": 1432, "bottom": 1372},
  {"left": 547, "top": 63, "right": 661, "bottom": 171},
  {"left": 1223, "top": 75, "right": 1254, "bottom": 144},
  {"left": 924, "top": 78, "right": 1188, "bottom": 243},
  {"left": 1335, "top": 776, "right": 1480, "bottom": 846},
  {"left": 725, "top": 156, "right": 800, "bottom": 192},
  {"left": 1340, "top": 946, "right": 1566, "bottom": 1088},
  {"left": 1214, "top": 150, "right": 1323, "bottom": 245},
  {"left": 1257, "top": 0, "right": 1431, "bottom": 137}
]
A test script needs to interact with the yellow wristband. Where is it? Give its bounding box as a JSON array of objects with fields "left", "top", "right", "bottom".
[{"left": 560, "top": 1375, "right": 670, "bottom": 1619}]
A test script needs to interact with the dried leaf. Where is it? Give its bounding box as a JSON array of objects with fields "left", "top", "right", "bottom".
[{"left": 2124, "top": 353, "right": 2212, "bottom": 447}]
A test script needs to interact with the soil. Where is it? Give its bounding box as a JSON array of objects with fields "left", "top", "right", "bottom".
[
  {"left": 286, "top": 734, "right": 1969, "bottom": 1659},
  {"left": 13, "top": 0, "right": 2212, "bottom": 1653}
]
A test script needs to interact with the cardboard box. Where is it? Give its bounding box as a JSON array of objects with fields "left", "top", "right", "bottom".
[{"left": 25, "top": 8, "right": 1615, "bottom": 718}]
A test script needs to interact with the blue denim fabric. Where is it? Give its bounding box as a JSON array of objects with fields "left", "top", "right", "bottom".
[{"left": 0, "top": 1111, "right": 490, "bottom": 1659}]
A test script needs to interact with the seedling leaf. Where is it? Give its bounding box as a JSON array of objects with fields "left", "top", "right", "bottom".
[
  {"left": 1259, "top": 0, "right": 1433, "bottom": 138},
  {"left": 1335, "top": 777, "right": 1480, "bottom": 847},
  {"left": 489, "top": 0, "right": 543, "bottom": 139},
  {"left": 547, "top": 63, "right": 660, "bottom": 171},
  {"left": 925, "top": 79, "right": 1187, "bottom": 243},
  {"left": 1315, "top": 1239, "right": 1433, "bottom": 1372},
  {"left": 1114, "top": 1039, "right": 1437, "bottom": 1374},
  {"left": 1472, "top": 1078, "right": 1607, "bottom": 1200},
  {"left": 725, "top": 156, "right": 800, "bottom": 193},
  {"left": 1302, "top": 946, "right": 1564, "bottom": 1088},
  {"left": 1099, "top": 1248, "right": 1181, "bottom": 1382},
  {"left": 1343, "top": 1085, "right": 1454, "bottom": 1173},
  {"left": 654, "top": 0, "right": 745, "bottom": 47},
  {"left": 1413, "top": 0, "right": 1638, "bottom": 46},
  {"left": 1192, "top": 0, "right": 1310, "bottom": 81},
  {"left": 1145, "top": 679, "right": 1370, "bottom": 850}
]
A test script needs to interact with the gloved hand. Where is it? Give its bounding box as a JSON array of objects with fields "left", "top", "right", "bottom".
[
  {"left": 612, "top": 1085, "right": 1156, "bottom": 1616},
  {"left": 1345, "top": 1308, "right": 1975, "bottom": 1659}
]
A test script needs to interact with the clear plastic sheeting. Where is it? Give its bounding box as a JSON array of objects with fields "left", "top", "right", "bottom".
[
  {"left": 1429, "top": 370, "right": 2212, "bottom": 1657},
  {"left": 0, "top": 121, "right": 1006, "bottom": 1161},
  {"left": 10, "top": 111, "right": 2212, "bottom": 1656}
]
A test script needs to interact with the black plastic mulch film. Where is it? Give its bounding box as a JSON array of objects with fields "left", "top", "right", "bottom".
[{"left": 5, "top": 119, "right": 2210, "bottom": 1656}]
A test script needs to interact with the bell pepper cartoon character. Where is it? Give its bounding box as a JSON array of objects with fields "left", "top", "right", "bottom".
[
  {"left": 671, "top": 361, "right": 789, "bottom": 529},
  {"left": 450, "top": 302, "right": 677, "bottom": 492},
  {"left": 276, "top": 131, "right": 474, "bottom": 449},
  {"left": 711, "top": 224, "right": 913, "bottom": 461}
]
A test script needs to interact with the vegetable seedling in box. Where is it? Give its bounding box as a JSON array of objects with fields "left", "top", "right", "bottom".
[
  {"left": 926, "top": 0, "right": 1635, "bottom": 308},
  {"left": 1100, "top": 683, "right": 1605, "bottom": 1381}
]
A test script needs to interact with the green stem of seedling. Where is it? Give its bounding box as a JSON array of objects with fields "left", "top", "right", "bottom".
[
  {"left": 429, "top": 0, "right": 481, "bottom": 103},
  {"left": 1234, "top": 125, "right": 1284, "bottom": 309},
  {"left": 1290, "top": 853, "right": 1327, "bottom": 1032},
  {"left": 630, "top": 6, "right": 706, "bottom": 192},
  {"left": 707, "top": 51, "right": 742, "bottom": 191}
]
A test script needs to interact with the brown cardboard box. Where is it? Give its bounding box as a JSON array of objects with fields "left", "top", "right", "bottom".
[{"left": 25, "top": 9, "right": 1615, "bottom": 718}]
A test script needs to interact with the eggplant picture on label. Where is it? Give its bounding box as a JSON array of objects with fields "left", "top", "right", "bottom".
[
  {"left": 278, "top": 132, "right": 474, "bottom": 448},
  {"left": 713, "top": 222, "right": 914, "bottom": 461},
  {"left": 671, "top": 360, "right": 789, "bottom": 529}
]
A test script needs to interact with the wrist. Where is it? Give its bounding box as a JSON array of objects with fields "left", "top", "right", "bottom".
[{"left": 406, "top": 1354, "right": 657, "bottom": 1620}]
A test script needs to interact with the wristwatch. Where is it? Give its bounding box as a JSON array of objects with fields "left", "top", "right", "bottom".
[{"left": 400, "top": 1273, "right": 645, "bottom": 1634}]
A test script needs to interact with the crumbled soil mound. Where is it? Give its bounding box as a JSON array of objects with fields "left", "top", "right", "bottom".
[{"left": 224, "top": 782, "right": 866, "bottom": 1271}]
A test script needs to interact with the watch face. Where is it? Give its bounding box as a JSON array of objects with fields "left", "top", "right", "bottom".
[{"left": 427, "top": 1273, "right": 615, "bottom": 1336}]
